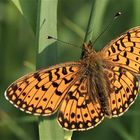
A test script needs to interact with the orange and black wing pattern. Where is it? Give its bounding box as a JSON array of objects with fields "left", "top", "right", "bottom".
[
  {"left": 58, "top": 76, "right": 104, "bottom": 131},
  {"left": 5, "top": 62, "right": 82, "bottom": 116},
  {"left": 102, "top": 26, "right": 140, "bottom": 74},
  {"left": 104, "top": 66, "right": 139, "bottom": 117}
]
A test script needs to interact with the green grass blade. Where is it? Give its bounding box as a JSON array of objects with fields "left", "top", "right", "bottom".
[
  {"left": 84, "top": 0, "right": 109, "bottom": 43},
  {"left": 82, "top": 0, "right": 109, "bottom": 58},
  {"left": 64, "top": 131, "right": 73, "bottom": 140},
  {"left": 11, "top": 0, "right": 37, "bottom": 33},
  {"left": 11, "top": 0, "right": 23, "bottom": 13},
  {"left": 36, "top": 1, "right": 65, "bottom": 140},
  {"left": 133, "top": 0, "right": 140, "bottom": 25},
  {"left": 84, "top": 0, "right": 94, "bottom": 43}
]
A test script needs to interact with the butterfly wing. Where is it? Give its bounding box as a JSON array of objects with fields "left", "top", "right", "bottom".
[
  {"left": 58, "top": 75, "right": 104, "bottom": 131},
  {"left": 101, "top": 26, "right": 140, "bottom": 74},
  {"left": 5, "top": 62, "right": 84, "bottom": 116},
  {"left": 104, "top": 66, "right": 139, "bottom": 117}
]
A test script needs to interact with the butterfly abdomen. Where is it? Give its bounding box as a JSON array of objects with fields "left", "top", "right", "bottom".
[{"left": 90, "top": 57, "right": 112, "bottom": 117}]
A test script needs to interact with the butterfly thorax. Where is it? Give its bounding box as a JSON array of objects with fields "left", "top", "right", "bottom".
[{"left": 82, "top": 44, "right": 112, "bottom": 117}]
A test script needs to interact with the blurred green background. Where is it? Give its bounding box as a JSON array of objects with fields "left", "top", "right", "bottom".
[{"left": 1, "top": 0, "right": 140, "bottom": 140}]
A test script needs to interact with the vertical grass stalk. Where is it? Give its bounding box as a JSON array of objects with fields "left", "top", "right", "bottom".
[
  {"left": 36, "top": 0, "right": 65, "bottom": 140},
  {"left": 84, "top": 0, "right": 109, "bottom": 43}
]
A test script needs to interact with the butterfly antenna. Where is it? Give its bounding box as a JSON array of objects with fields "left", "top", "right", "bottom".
[
  {"left": 47, "top": 35, "right": 81, "bottom": 49},
  {"left": 92, "top": 12, "right": 122, "bottom": 46},
  {"left": 39, "top": 19, "right": 80, "bottom": 49}
]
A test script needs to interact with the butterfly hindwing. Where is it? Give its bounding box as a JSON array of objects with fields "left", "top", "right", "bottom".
[
  {"left": 104, "top": 66, "right": 139, "bottom": 117},
  {"left": 102, "top": 26, "right": 140, "bottom": 74},
  {"left": 5, "top": 62, "right": 83, "bottom": 116},
  {"left": 58, "top": 76, "right": 104, "bottom": 131}
]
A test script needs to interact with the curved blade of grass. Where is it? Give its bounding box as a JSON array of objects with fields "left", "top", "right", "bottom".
[
  {"left": 11, "top": 0, "right": 37, "bottom": 33},
  {"left": 133, "top": 0, "right": 140, "bottom": 25},
  {"left": 11, "top": 0, "right": 23, "bottom": 13},
  {"left": 82, "top": 0, "right": 109, "bottom": 58},
  {"left": 64, "top": 131, "right": 73, "bottom": 140},
  {"left": 82, "top": 0, "right": 109, "bottom": 59},
  {"left": 84, "top": 0, "right": 109, "bottom": 43},
  {"left": 36, "top": 0, "right": 66, "bottom": 140}
]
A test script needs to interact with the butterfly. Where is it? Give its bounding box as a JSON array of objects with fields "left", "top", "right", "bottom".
[{"left": 5, "top": 26, "right": 140, "bottom": 131}]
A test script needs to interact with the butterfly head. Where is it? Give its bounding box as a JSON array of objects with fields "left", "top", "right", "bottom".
[{"left": 81, "top": 41, "right": 96, "bottom": 59}]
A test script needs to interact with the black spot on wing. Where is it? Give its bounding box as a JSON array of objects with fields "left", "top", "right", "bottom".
[
  {"left": 111, "top": 45, "right": 116, "bottom": 53},
  {"left": 42, "top": 85, "right": 48, "bottom": 91},
  {"left": 64, "top": 77, "right": 74, "bottom": 84},
  {"left": 130, "top": 47, "right": 134, "bottom": 53},
  {"left": 34, "top": 73, "right": 41, "bottom": 81},
  {"left": 127, "top": 32, "right": 131, "bottom": 42},
  {"left": 56, "top": 89, "right": 63, "bottom": 96},
  {"left": 69, "top": 66, "right": 74, "bottom": 72},
  {"left": 52, "top": 82, "right": 59, "bottom": 87},
  {"left": 62, "top": 67, "right": 68, "bottom": 75},
  {"left": 123, "top": 51, "right": 127, "bottom": 57},
  {"left": 113, "top": 55, "right": 119, "bottom": 61},
  {"left": 126, "top": 58, "right": 130, "bottom": 65},
  {"left": 115, "top": 42, "right": 122, "bottom": 51},
  {"left": 120, "top": 38, "right": 126, "bottom": 48},
  {"left": 55, "top": 68, "right": 60, "bottom": 79},
  {"left": 115, "top": 86, "right": 123, "bottom": 93},
  {"left": 48, "top": 71, "right": 52, "bottom": 81}
]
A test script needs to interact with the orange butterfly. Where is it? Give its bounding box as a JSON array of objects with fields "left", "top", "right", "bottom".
[{"left": 5, "top": 26, "right": 140, "bottom": 131}]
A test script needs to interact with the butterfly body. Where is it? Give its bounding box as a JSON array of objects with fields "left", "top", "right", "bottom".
[
  {"left": 81, "top": 45, "right": 112, "bottom": 117},
  {"left": 5, "top": 26, "right": 140, "bottom": 131}
]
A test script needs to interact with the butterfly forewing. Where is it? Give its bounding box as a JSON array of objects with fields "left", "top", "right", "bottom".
[
  {"left": 5, "top": 62, "right": 83, "bottom": 115},
  {"left": 102, "top": 26, "right": 140, "bottom": 74}
]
